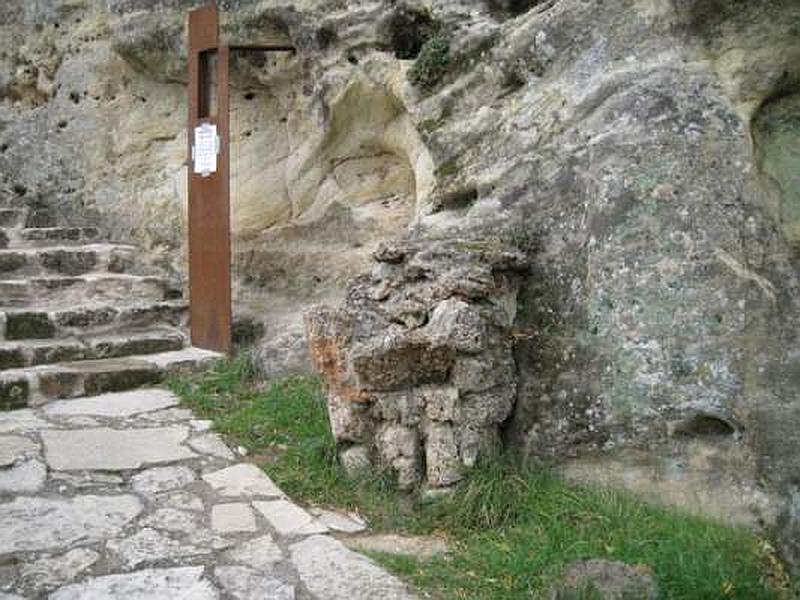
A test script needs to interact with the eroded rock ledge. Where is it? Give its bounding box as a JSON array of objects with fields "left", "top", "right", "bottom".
[{"left": 306, "top": 239, "right": 527, "bottom": 489}]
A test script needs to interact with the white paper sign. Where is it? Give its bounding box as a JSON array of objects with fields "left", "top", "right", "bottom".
[{"left": 193, "top": 123, "right": 218, "bottom": 176}]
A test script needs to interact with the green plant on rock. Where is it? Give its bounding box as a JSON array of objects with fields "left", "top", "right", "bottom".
[{"left": 408, "top": 34, "right": 452, "bottom": 91}]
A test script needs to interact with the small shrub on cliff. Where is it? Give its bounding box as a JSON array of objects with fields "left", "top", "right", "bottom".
[
  {"left": 408, "top": 34, "right": 452, "bottom": 91},
  {"left": 386, "top": 4, "right": 440, "bottom": 59}
]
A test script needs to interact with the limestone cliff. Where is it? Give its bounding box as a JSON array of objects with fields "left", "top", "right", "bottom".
[{"left": 1, "top": 0, "right": 799, "bottom": 571}]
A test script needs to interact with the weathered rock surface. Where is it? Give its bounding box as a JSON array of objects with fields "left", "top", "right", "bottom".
[
  {"left": 550, "top": 559, "right": 659, "bottom": 600},
  {"left": 342, "top": 533, "right": 448, "bottom": 560}
]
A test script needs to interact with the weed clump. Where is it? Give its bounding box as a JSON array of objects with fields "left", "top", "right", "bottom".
[{"left": 408, "top": 34, "right": 451, "bottom": 91}]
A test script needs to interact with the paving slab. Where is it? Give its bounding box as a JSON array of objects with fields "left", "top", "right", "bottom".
[
  {"left": 20, "top": 548, "right": 100, "bottom": 590},
  {"left": 215, "top": 566, "right": 295, "bottom": 600},
  {"left": 0, "top": 458, "right": 46, "bottom": 494},
  {"left": 290, "top": 535, "right": 415, "bottom": 600},
  {"left": 0, "top": 495, "right": 142, "bottom": 555},
  {"left": 0, "top": 409, "right": 50, "bottom": 433},
  {"left": 158, "top": 490, "right": 205, "bottom": 511},
  {"left": 142, "top": 508, "right": 199, "bottom": 534},
  {"left": 132, "top": 465, "right": 196, "bottom": 495},
  {"left": 253, "top": 500, "right": 328, "bottom": 537},
  {"left": 310, "top": 507, "right": 368, "bottom": 534},
  {"left": 223, "top": 535, "right": 284, "bottom": 570},
  {"left": 188, "top": 432, "right": 236, "bottom": 459},
  {"left": 49, "top": 567, "right": 219, "bottom": 600},
  {"left": 107, "top": 528, "right": 213, "bottom": 569},
  {"left": 212, "top": 503, "right": 258, "bottom": 533},
  {"left": 44, "top": 388, "right": 179, "bottom": 417},
  {"left": 0, "top": 435, "right": 38, "bottom": 467},
  {"left": 0, "top": 388, "right": 418, "bottom": 599},
  {"left": 42, "top": 426, "right": 196, "bottom": 470},
  {"left": 202, "top": 463, "right": 283, "bottom": 498}
]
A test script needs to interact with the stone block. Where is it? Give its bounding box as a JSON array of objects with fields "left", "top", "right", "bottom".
[
  {"left": 202, "top": 463, "right": 283, "bottom": 498},
  {"left": 42, "top": 427, "right": 196, "bottom": 471},
  {"left": 132, "top": 465, "right": 196, "bottom": 495},
  {"left": 49, "top": 567, "right": 217, "bottom": 600},
  {"left": 290, "top": 535, "right": 414, "bottom": 600},
  {"left": 420, "top": 385, "right": 459, "bottom": 422},
  {"left": 425, "top": 298, "right": 487, "bottom": 353},
  {"left": 215, "top": 566, "right": 295, "bottom": 600},
  {"left": 253, "top": 500, "right": 328, "bottom": 536},
  {"left": 351, "top": 335, "right": 455, "bottom": 391},
  {"left": 211, "top": 503, "right": 258, "bottom": 533},
  {"left": 0, "top": 495, "right": 142, "bottom": 555},
  {"left": 424, "top": 423, "right": 462, "bottom": 487},
  {"left": 40, "top": 249, "right": 97, "bottom": 276}
]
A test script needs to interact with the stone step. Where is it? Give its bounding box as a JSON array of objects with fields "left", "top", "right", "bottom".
[
  {"left": 9, "top": 227, "right": 104, "bottom": 248},
  {"left": 0, "top": 274, "right": 179, "bottom": 307},
  {"left": 0, "top": 347, "right": 221, "bottom": 409},
  {"left": 0, "top": 244, "right": 137, "bottom": 278},
  {"left": 0, "top": 301, "right": 187, "bottom": 341},
  {"left": 0, "top": 209, "right": 26, "bottom": 228},
  {"left": 0, "top": 329, "right": 186, "bottom": 369}
]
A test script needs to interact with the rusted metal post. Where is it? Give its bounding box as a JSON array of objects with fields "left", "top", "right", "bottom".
[
  {"left": 187, "top": 4, "right": 232, "bottom": 353},
  {"left": 186, "top": 5, "right": 296, "bottom": 354}
]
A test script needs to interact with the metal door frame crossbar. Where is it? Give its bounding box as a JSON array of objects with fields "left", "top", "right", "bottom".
[{"left": 187, "top": 3, "right": 295, "bottom": 353}]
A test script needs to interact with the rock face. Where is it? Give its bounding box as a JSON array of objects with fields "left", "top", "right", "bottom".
[
  {"left": 1, "top": 0, "right": 800, "bottom": 572},
  {"left": 306, "top": 239, "right": 527, "bottom": 488},
  {"left": 550, "top": 559, "right": 659, "bottom": 600}
]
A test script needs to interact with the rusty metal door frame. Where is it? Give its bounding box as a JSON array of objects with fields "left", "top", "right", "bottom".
[{"left": 187, "top": 3, "right": 294, "bottom": 353}]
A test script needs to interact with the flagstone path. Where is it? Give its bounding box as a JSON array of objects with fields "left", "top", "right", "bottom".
[{"left": 0, "top": 387, "right": 417, "bottom": 599}]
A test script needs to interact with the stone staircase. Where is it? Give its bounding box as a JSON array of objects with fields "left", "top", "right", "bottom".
[{"left": 0, "top": 201, "right": 221, "bottom": 410}]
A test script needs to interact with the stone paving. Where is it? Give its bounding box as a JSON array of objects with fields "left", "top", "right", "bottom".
[{"left": 0, "top": 388, "right": 417, "bottom": 599}]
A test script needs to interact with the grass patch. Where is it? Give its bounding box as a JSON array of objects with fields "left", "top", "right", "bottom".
[{"left": 171, "top": 357, "right": 794, "bottom": 599}]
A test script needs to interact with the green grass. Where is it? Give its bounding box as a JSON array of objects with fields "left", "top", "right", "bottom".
[{"left": 170, "top": 357, "right": 794, "bottom": 600}]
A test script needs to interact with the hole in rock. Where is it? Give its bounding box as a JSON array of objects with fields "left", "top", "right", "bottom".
[
  {"left": 316, "top": 25, "right": 338, "bottom": 50},
  {"left": 752, "top": 88, "right": 800, "bottom": 257},
  {"left": 675, "top": 414, "right": 736, "bottom": 437}
]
